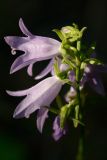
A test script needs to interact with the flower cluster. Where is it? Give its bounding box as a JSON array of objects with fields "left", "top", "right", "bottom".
[{"left": 5, "top": 19, "right": 107, "bottom": 140}]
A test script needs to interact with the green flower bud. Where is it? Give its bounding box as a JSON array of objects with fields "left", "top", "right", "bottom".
[{"left": 60, "top": 105, "right": 69, "bottom": 128}]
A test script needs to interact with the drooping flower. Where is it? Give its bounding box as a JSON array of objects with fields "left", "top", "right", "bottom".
[
  {"left": 52, "top": 116, "right": 67, "bottom": 141},
  {"left": 81, "top": 64, "right": 107, "bottom": 96},
  {"left": 7, "top": 76, "right": 63, "bottom": 132},
  {"left": 4, "top": 18, "right": 61, "bottom": 75},
  {"left": 67, "top": 63, "right": 107, "bottom": 96}
]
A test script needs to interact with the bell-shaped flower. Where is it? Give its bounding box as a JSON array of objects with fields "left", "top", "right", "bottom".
[
  {"left": 67, "top": 64, "right": 107, "bottom": 96},
  {"left": 7, "top": 76, "right": 63, "bottom": 132},
  {"left": 81, "top": 64, "right": 107, "bottom": 96},
  {"left": 52, "top": 116, "right": 67, "bottom": 141},
  {"left": 4, "top": 18, "right": 61, "bottom": 75}
]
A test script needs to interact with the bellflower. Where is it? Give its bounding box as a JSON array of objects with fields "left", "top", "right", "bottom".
[
  {"left": 7, "top": 76, "right": 63, "bottom": 132},
  {"left": 67, "top": 63, "right": 107, "bottom": 96},
  {"left": 82, "top": 64, "right": 107, "bottom": 96},
  {"left": 52, "top": 116, "right": 67, "bottom": 141},
  {"left": 4, "top": 18, "right": 61, "bottom": 75}
]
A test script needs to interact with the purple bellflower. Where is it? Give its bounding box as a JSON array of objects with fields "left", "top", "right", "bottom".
[
  {"left": 6, "top": 60, "right": 69, "bottom": 138},
  {"left": 52, "top": 116, "right": 66, "bottom": 141},
  {"left": 7, "top": 76, "right": 63, "bottom": 133},
  {"left": 82, "top": 64, "right": 107, "bottom": 96},
  {"left": 4, "top": 18, "right": 61, "bottom": 76},
  {"left": 68, "top": 64, "right": 107, "bottom": 96}
]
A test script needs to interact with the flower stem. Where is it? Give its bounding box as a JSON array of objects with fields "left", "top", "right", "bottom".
[
  {"left": 76, "top": 125, "right": 85, "bottom": 160},
  {"left": 75, "top": 41, "right": 85, "bottom": 160}
]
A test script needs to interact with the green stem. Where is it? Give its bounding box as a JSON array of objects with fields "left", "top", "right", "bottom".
[
  {"left": 76, "top": 137, "right": 83, "bottom": 160},
  {"left": 76, "top": 67, "right": 84, "bottom": 160},
  {"left": 75, "top": 46, "right": 85, "bottom": 160},
  {"left": 76, "top": 126, "right": 85, "bottom": 160}
]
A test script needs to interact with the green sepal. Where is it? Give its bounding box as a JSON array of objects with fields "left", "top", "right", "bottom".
[
  {"left": 60, "top": 43, "right": 77, "bottom": 58},
  {"left": 56, "top": 95, "right": 63, "bottom": 108},
  {"left": 72, "top": 23, "right": 78, "bottom": 29},
  {"left": 53, "top": 29, "right": 65, "bottom": 41},
  {"left": 87, "top": 43, "right": 96, "bottom": 55},
  {"left": 84, "top": 58, "right": 103, "bottom": 65},
  {"left": 53, "top": 58, "right": 60, "bottom": 75},
  {"left": 57, "top": 71, "right": 68, "bottom": 80},
  {"left": 62, "top": 58, "right": 76, "bottom": 69},
  {"left": 60, "top": 105, "right": 69, "bottom": 128},
  {"left": 80, "top": 27, "right": 87, "bottom": 37}
]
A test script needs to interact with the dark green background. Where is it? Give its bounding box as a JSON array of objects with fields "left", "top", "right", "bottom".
[{"left": 0, "top": 0, "right": 107, "bottom": 159}]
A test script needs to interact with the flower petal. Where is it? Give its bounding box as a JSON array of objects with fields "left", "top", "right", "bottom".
[
  {"left": 27, "top": 63, "right": 34, "bottom": 76},
  {"left": 68, "top": 70, "right": 76, "bottom": 82},
  {"left": 94, "top": 65, "right": 107, "bottom": 73},
  {"left": 37, "top": 108, "right": 48, "bottom": 133},
  {"left": 11, "top": 76, "right": 62, "bottom": 118},
  {"left": 35, "top": 59, "right": 54, "bottom": 80},
  {"left": 24, "top": 76, "right": 63, "bottom": 118},
  {"left": 19, "top": 18, "right": 33, "bottom": 36},
  {"left": 6, "top": 87, "right": 31, "bottom": 97},
  {"left": 89, "top": 76, "right": 105, "bottom": 96}
]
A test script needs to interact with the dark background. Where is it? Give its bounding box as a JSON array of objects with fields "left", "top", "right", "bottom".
[{"left": 1, "top": 0, "right": 107, "bottom": 160}]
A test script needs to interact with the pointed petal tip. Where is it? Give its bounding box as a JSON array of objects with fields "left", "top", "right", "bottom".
[
  {"left": 4, "top": 37, "right": 10, "bottom": 44},
  {"left": 13, "top": 112, "right": 20, "bottom": 119},
  {"left": 6, "top": 90, "right": 17, "bottom": 97},
  {"left": 13, "top": 113, "right": 16, "bottom": 118},
  {"left": 13, "top": 110, "right": 25, "bottom": 119},
  {"left": 6, "top": 90, "right": 12, "bottom": 95},
  {"left": 10, "top": 68, "right": 14, "bottom": 74},
  {"left": 38, "top": 127, "right": 43, "bottom": 133},
  {"left": 4, "top": 36, "right": 15, "bottom": 48},
  {"left": 10, "top": 65, "right": 19, "bottom": 75},
  {"left": 19, "top": 18, "right": 24, "bottom": 27},
  {"left": 19, "top": 17, "right": 23, "bottom": 22}
]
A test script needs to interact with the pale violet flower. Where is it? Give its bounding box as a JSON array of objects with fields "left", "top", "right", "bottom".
[
  {"left": 52, "top": 116, "right": 67, "bottom": 141},
  {"left": 7, "top": 76, "right": 63, "bottom": 132},
  {"left": 4, "top": 18, "right": 61, "bottom": 75}
]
